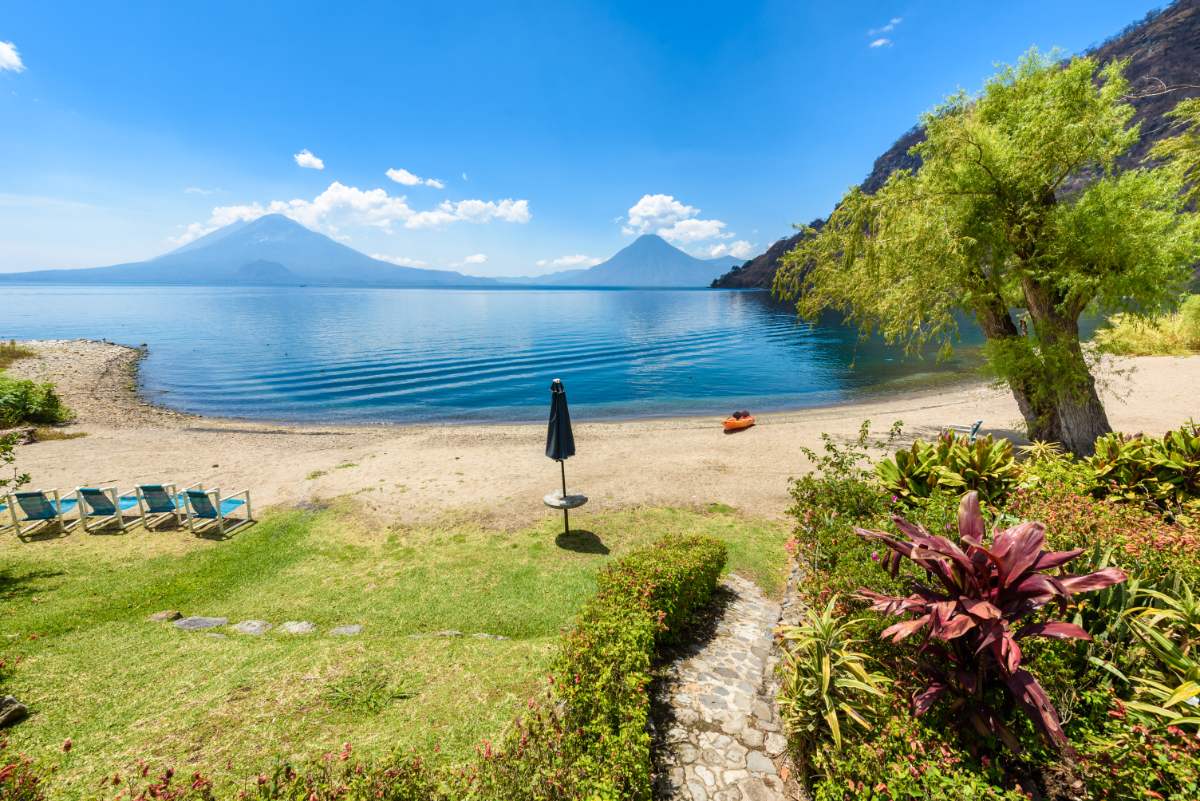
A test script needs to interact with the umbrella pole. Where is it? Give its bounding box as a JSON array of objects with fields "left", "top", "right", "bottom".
[{"left": 560, "top": 460, "right": 569, "bottom": 536}]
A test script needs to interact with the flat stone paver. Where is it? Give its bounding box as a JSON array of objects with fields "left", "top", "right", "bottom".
[
  {"left": 174, "top": 616, "right": 228, "bottom": 631},
  {"left": 233, "top": 620, "right": 273, "bottom": 635},
  {"left": 657, "top": 575, "right": 790, "bottom": 801},
  {"left": 148, "top": 610, "right": 182, "bottom": 622},
  {"left": 329, "top": 625, "right": 362, "bottom": 636},
  {"left": 280, "top": 621, "right": 316, "bottom": 634}
]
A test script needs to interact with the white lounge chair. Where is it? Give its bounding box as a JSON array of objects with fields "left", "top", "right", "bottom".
[
  {"left": 5, "top": 489, "right": 79, "bottom": 537},
  {"left": 181, "top": 487, "right": 252, "bottom": 536},
  {"left": 76, "top": 486, "right": 141, "bottom": 533}
]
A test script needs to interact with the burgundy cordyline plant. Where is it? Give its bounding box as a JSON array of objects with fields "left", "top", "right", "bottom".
[{"left": 856, "top": 491, "right": 1127, "bottom": 753}]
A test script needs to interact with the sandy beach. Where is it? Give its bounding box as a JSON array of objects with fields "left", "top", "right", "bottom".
[{"left": 7, "top": 339, "right": 1200, "bottom": 526}]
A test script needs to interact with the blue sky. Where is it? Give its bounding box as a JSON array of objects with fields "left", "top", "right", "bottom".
[{"left": 0, "top": 0, "right": 1165, "bottom": 277}]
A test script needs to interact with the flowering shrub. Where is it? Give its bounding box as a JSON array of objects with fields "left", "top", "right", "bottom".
[{"left": 1007, "top": 481, "right": 1200, "bottom": 584}]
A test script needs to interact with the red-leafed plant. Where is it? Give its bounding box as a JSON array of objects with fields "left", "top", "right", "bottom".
[{"left": 856, "top": 491, "right": 1127, "bottom": 753}]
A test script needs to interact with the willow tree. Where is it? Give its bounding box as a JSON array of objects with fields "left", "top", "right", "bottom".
[{"left": 774, "top": 51, "right": 1200, "bottom": 456}]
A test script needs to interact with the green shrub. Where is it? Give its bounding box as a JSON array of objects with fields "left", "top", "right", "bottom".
[
  {"left": 1094, "top": 294, "right": 1200, "bottom": 355},
  {"left": 0, "top": 375, "right": 72, "bottom": 427},
  {"left": 809, "top": 706, "right": 1025, "bottom": 801},
  {"left": 777, "top": 597, "right": 889, "bottom": 769},
  {"left": 553, "top": 533, "right": 726, "bottom": 799},
  {"left": 1087, "top": 421, "right": 1200, "bottom": 515},
  {"left": 1074, "top": 716, "right": 1200, "bottom": 800},
  {"left": 876, "top": 433, "right": 1019, "bottom": 507}
]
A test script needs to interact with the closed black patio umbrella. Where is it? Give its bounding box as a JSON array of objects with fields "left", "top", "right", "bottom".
[{"left": 544, "top": 378, "right": 586, "bottom": 535}]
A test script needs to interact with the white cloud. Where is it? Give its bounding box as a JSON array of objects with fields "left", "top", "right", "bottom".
[
  {"left": 624, "top": 193, "right": 698, "bottom": 235},
  {"left": 536, "top": 254, "right": 602, "bottom": 269},
  {"left": 172, "top": 181, "right": 531, "bottom": 244},
  {"left": 622, "top": 193, "right": 739, "bottom": 247},
  {"left": 703, "top": 240, "right": 756, "bottom": 260},
  {"left": 869, "top": 38, "right": 892, "bottom": 48},
  {"left": 407, "top": 198, "right": 530, "bottom": 229},
  {"left": 386, "top": 167, "right": 444, "bottom": 188},
  {"left": 372, "top": 253, "right": 428, "bottom": 268},
  {"left": 868, "top": 17, "right": 902, "bottom": 36},
  {"left": 294, "top": 149, "right": 325, "bottom": 170},
  {"left": 0, "top": 41, "right": 24, "bottom": 73},
  {"left": 461, "top": 253, "right": 487, "bottom": 265}
]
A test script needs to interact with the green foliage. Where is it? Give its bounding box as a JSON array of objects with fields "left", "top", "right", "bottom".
[
  {"left": 774, "top": 48, "right": 1200, "bottom": 452},
  {"left": 789, "top": 420, "right": 897, "bottom": 522},
  {"left": 0, "top": 375, "right": 72, "bottom": 428},
  {"left": 1075, "top": 718, "right": 1200, "bottom": 801},
  {"left": 809, "top": 707, "right": 1025, "bottom": 801},
  {"left": 1151, "top": 97, "right": 1200, "bottom": 207},
  {"left": 0, "top": 738, "right": 47, "bottom": 801},
  {"left": 876, "top": 433, "right": 1020, "bottom": 506},
  {"left": 777, "top": 597, "right": 889, "bottom": 767},
  {"left": 1095, "top": 294, "right": 1200, "bottom": 355},
  {"left": 1087, "top": 421, "right": 1200, "bottom": 515},
  {"left": 322, "top": 665, "right": 416, "bottom": 714},
  {"left": 0, "top": 432, "right": 30, "bottom": 496},
  {"left": 553, "top": 533, "right": 726, "bottom": 799},
  {"left": 1122, "top": 579, "right": 1200, "bottom": 731}
]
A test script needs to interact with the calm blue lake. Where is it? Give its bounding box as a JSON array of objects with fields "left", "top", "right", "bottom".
[{"left": 0, "top": 285, "right": 980, "bottom": 423}]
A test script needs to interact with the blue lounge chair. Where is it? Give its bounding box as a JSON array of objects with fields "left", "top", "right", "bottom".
[
  {"left": 5, "top": 489, "right": 79, "bottom": 537},
  {"left": 182, "top": 487, "right": 252, "bottom": 536},
  {"left": 133, "top": 483, "right": 187, "bottom": 529},
  {"left": 76, "top": 486, "right": 140, "bottom": 533}
]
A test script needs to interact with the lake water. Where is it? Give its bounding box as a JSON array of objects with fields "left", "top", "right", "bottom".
[{"left": 0, "top": 285, "right": 980, "bottom": 423}]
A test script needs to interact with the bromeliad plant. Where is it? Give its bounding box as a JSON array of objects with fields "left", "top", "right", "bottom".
[
  {"left": 856, "top": 491, "right": 1126, "bottom": 752},
  {"left": 876, "top": 433, "right": 1020, "bottom": 507}
]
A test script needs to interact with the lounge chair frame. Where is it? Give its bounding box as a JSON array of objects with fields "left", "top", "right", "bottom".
[
  {"left": 134, "top": 483, "right": 189, "bottom": 530},
  {"left": 5, "top": 488, "right": 78, "bottom": 538},
  {"left": 182, "top": 487, "right": 253, "bottom": 536},
  {"left": 76, "top": 485, "right": 139, "bottom": 533}
]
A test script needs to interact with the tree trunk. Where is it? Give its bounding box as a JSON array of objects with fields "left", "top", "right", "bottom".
[
  {"left": 1020, "top": 278, "right": 1112, "bottom": 457},
  {"left": 975, "top": 303, "right": 1066, "bottom": 445}
]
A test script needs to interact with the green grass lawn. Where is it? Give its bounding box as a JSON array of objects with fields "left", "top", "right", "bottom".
[{"left": 0, "top": 502, "right": 788, "bottom": 798}]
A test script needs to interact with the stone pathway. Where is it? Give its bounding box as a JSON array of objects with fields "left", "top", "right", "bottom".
[{"left": 656, "top": 574, "right": 797, "bottom": 801}]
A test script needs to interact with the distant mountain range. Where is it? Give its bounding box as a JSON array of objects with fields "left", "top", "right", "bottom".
[
  {"left": 0, "top": 214, "right": 736, "bottom": 289},
  {"left": 713, "top": 0, "right": 1200, "bottom": 289},
  {"left": 507, "top": 234, "right": 739, "bottom": 287},
  {"left": 0, "top": 214, "right": 497, "bottom": 287}
]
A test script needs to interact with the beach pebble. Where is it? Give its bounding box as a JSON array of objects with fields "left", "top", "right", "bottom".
[
  {"left": 233, "top": 620, "right": 273, "bottom": 636},
  {"left": 147, "top": 610, "right": 182, "bottom": 622},
  {"left": 329, "top": 625, "right": 363, "bottom": 636},
  {"left": 174, "top": 616, "right": 228, "bottom": 631},
  {"left": 280, "top": 621, "right": 317, "bottom": 635}
]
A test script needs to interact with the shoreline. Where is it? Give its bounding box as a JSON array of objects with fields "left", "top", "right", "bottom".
[
  {"left": 8, "top": 338, "right": 1200, "bottom": 526},
  {"left": 11, "top": 338, "right": 982, "bottom": 432}
]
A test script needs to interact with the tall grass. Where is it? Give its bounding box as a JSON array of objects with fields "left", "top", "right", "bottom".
[
  {"left": 1096, "top": 294, "right": 1200, "bottom": 356},
  {"left": 0, "top": 340, "right": 36, "bottom": 370}
]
